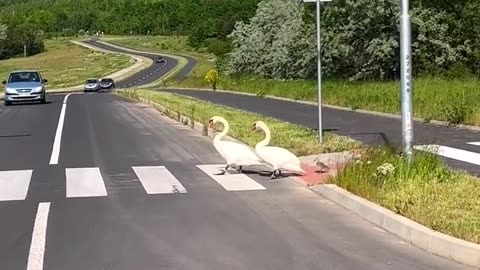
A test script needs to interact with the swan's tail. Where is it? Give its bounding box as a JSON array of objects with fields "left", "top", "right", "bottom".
[{"left": 283, "top": 163, "right": 307, "bottom": 175}]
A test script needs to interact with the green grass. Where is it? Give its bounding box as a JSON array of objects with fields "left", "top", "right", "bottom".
[
  {"left": 333, "top": 147, "right": 480, "bottom": 244},
  {"left": 117, "top": 89, "right": 361, "bottom": 156},
  {"left": 104, "top": 35, "right": 480, "bottom": 126},
  {"left": 195, "top": 75, "right": 480, "bottom": 126},
  {"left": 0, "top": 39, "right": 132, "bottom": 89}
]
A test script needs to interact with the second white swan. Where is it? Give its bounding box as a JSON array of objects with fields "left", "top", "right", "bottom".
[{"left": 252, "top": 121, "right": 306, "bottom": 179}]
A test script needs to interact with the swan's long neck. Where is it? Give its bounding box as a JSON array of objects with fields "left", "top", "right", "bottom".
[
  {"left": 256, "top": 123, "right": 271, "bottom": 148},
  {"left": 214, "top": 118, "right": 229, "bottom": 142}
]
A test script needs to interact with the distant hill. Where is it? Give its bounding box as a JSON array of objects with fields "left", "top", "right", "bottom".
[{"left": 0, "top": 0, "right": 260, "bottom": 46}]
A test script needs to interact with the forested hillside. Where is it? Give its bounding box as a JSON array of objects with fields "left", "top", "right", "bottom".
[
  {"left": 0, "top": 0, "right": 260, "bottom": 59},
  {"left": 1, "top": 0, "right": 480, "bottom": 80}
]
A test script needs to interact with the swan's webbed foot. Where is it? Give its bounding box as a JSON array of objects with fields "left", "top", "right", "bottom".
[
  {"left": 270, "top": 170, "right": 282, "bottom": 179},
  {"left": 215, "top": 165, "right": 230, "bottom": 175}
]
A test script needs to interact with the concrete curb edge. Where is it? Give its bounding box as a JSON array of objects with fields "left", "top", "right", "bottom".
[
  {"left": 159, "top": 87, "right": 480, "bottom": 133},
  {"left": 311, "top": 184, "right": 480, "bottom": 268}
]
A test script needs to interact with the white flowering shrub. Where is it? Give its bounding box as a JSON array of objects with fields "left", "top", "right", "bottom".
[{"left": 227, "top": 0, "right": 476, "bottom": 81}]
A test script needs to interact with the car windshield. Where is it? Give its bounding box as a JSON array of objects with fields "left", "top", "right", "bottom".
[
  {"left": 86, "top": 79, "right": 98, "bottom": 84},
  {"left": 8, "top": 72, "right": 40, "bottom": 83},
  {"left": 100, "top": 79, "right": 112, "bottom": 83}
]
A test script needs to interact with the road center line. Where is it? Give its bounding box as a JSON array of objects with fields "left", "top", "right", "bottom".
[
  {"left": 49, "top": 94, "right": 72, "bottom": 165},
  {"left": 26, "top": 202, "right": 51, "bottom": 270}
]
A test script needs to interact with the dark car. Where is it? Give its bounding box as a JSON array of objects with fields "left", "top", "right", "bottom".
[
  {"left": 99, "top": 78, "right": 116, "bottom": 90},
  {"left": 155, "top": 56, "right": 166, "bottom": 64}
]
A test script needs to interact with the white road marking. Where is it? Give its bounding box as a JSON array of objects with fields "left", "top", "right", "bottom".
[
  {"left": 467, "top": 142, "right": 480, "bottom": 146},
  {"left": 132, "top": 166, "right": 187, "bottom": 194},
  {"left": 26, "top": 202, "right": 51, "bottom": 270},
  {"left": 49, "top": 94, "right": 72, "bottom": 165},
  {"left": 196, "top": 164, "right": 266, "bottom": 191},
  {"left": 415, "top": 144, "right": 480, "bottom": 166},
  {"left": 0, "top": 170, "right": 33, "bottom": 201},
  {"left": 66, "top": 168, "right": 107, "bottom": 198}
]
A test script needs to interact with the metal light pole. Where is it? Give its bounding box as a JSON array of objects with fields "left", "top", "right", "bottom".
[
  {"left": 303, "top": 0, "right": 332, "bottom": 144},
  {"left": 400, "top": 0, "right": 414, "bottom": 162}
]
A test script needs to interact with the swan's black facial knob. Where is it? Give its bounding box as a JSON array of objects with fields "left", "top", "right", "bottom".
[{"left": 251, "top": 123, "right": 257, "bottom": 131}]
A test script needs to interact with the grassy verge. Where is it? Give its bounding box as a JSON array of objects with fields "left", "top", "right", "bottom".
[
  {"left": 103, "top": 35, "right": 480, "bottom": 126},
  {"left": 334, "top": 147, "right": 480, "bottom": 244},
  {"left": 117, "top": 89, "right": 361, "bottom": 156},
  {"left": 0, "top": 39, "right": 132, "bottom": 89}
]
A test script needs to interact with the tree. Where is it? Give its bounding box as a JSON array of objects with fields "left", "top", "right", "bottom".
[
  {"left": 228, "top": 0, "right": 315, "bottom": 79},
  {"left": 0, "top": 23, "right": 7, "bottom": 57}
]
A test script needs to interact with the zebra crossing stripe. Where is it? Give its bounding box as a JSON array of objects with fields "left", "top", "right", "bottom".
[
  {"left": 66, "top": 168, "right": 108, "bottom": 198},
  {"left": 467, "top": 142, "right": 480, "bottom": 146},
  {"left": 132, "top": 166, "right": 187, "bottom": 194},
  {"left": 0, "top": 170, "right": 33, "bottom": 201},
  {"left": 415, "top": 144, "right": 480, "bottom": 166},
  {"left": 196, "top": 164, "right": 266, "bottom": 191}
]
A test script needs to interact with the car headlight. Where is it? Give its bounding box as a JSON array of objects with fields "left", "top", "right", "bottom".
[
  {"left": 5, "top": 87, "right": 15, "bottom": 94},
  {"left": 32, "top": 86, "right": 43, "bottom": 93}
]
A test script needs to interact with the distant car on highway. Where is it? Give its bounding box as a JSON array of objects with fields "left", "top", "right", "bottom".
[
  {"left": 2, "top": 70, "right": 47, "bottom": 106},
  {"left": 99, "top": 78, "right": 116, "bottom": 90},
  {"left": 155, "top": 56, "right": 166, "bottom": 64},
  {"left": 84, "top": 78, "right": 101, "bottom": 92}
]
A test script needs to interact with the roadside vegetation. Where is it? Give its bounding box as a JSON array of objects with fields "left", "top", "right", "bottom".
[
  {"left": 116, "top": 89, "right": 361, "bottom": 156},
  {"left": 334, "top": 147, "right": 480, "bottom": 244},
  {"left": 0, "top": 40, "right": 132, "bottom": 89},
  {"left": 108, "top": 35, "right": 480, "bottom": 126}
]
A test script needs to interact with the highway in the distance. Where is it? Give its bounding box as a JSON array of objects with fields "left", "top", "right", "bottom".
[{"left": 0, "top": 40, "right": 473, "bottom": 270}]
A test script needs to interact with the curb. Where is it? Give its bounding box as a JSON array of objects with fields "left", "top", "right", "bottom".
[
  {"left": 159, "top": 87, "right": 480, "bottom": 133},
  {"left": 134, "top": 94, "right": 244, "bottom": 144},
  {"left": 311, "top": 184, "right": 480, "bottom": 268}
]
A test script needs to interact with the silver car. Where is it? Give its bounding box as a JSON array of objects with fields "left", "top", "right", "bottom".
[
  {"left": 2, "top": 70, "right": 47, "bottom": 106},
  {"left": 84, "top": 78, "right": 101, "bottom": 92}
]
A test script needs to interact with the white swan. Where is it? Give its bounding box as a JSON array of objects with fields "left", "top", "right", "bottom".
[
  {"left": 252, "top": 121, "right": 306, "bottom": 179},
  {"left": 209, "top": 116, "right": 264, "bottom": 175}
]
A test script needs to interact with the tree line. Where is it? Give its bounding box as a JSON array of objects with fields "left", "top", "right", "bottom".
[
  {"left": 1, "top": 0, "right": 479, "bottom": 81},
  {"left": 0, "top": 0, "right": 259, "bottom": 59}
]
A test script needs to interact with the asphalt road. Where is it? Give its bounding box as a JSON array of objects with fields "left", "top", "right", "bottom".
[
  {"left": 83, "top": 40, "right": 198, "bottom": 88},
  {"left": 0, "top": 92, "right": 473, "bottom": 270},
  {"left": 162, "top": 89, "right": 480, "bottom": 176}
]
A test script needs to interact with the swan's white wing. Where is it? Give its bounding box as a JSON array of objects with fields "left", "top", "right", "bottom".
[
  {"left": 219, "top": 141, "right": 264, "bottom": 165},
  {"left": 256, "top": 146, "right": 305, "bottom": 173}
]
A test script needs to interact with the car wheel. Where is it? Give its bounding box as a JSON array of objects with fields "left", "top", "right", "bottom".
[
  {"left": 5, "top": 100, "right": 12, "bottom": 106},
  {"left": 41, "top": 94, "right": 46, "bottom": 104}
]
